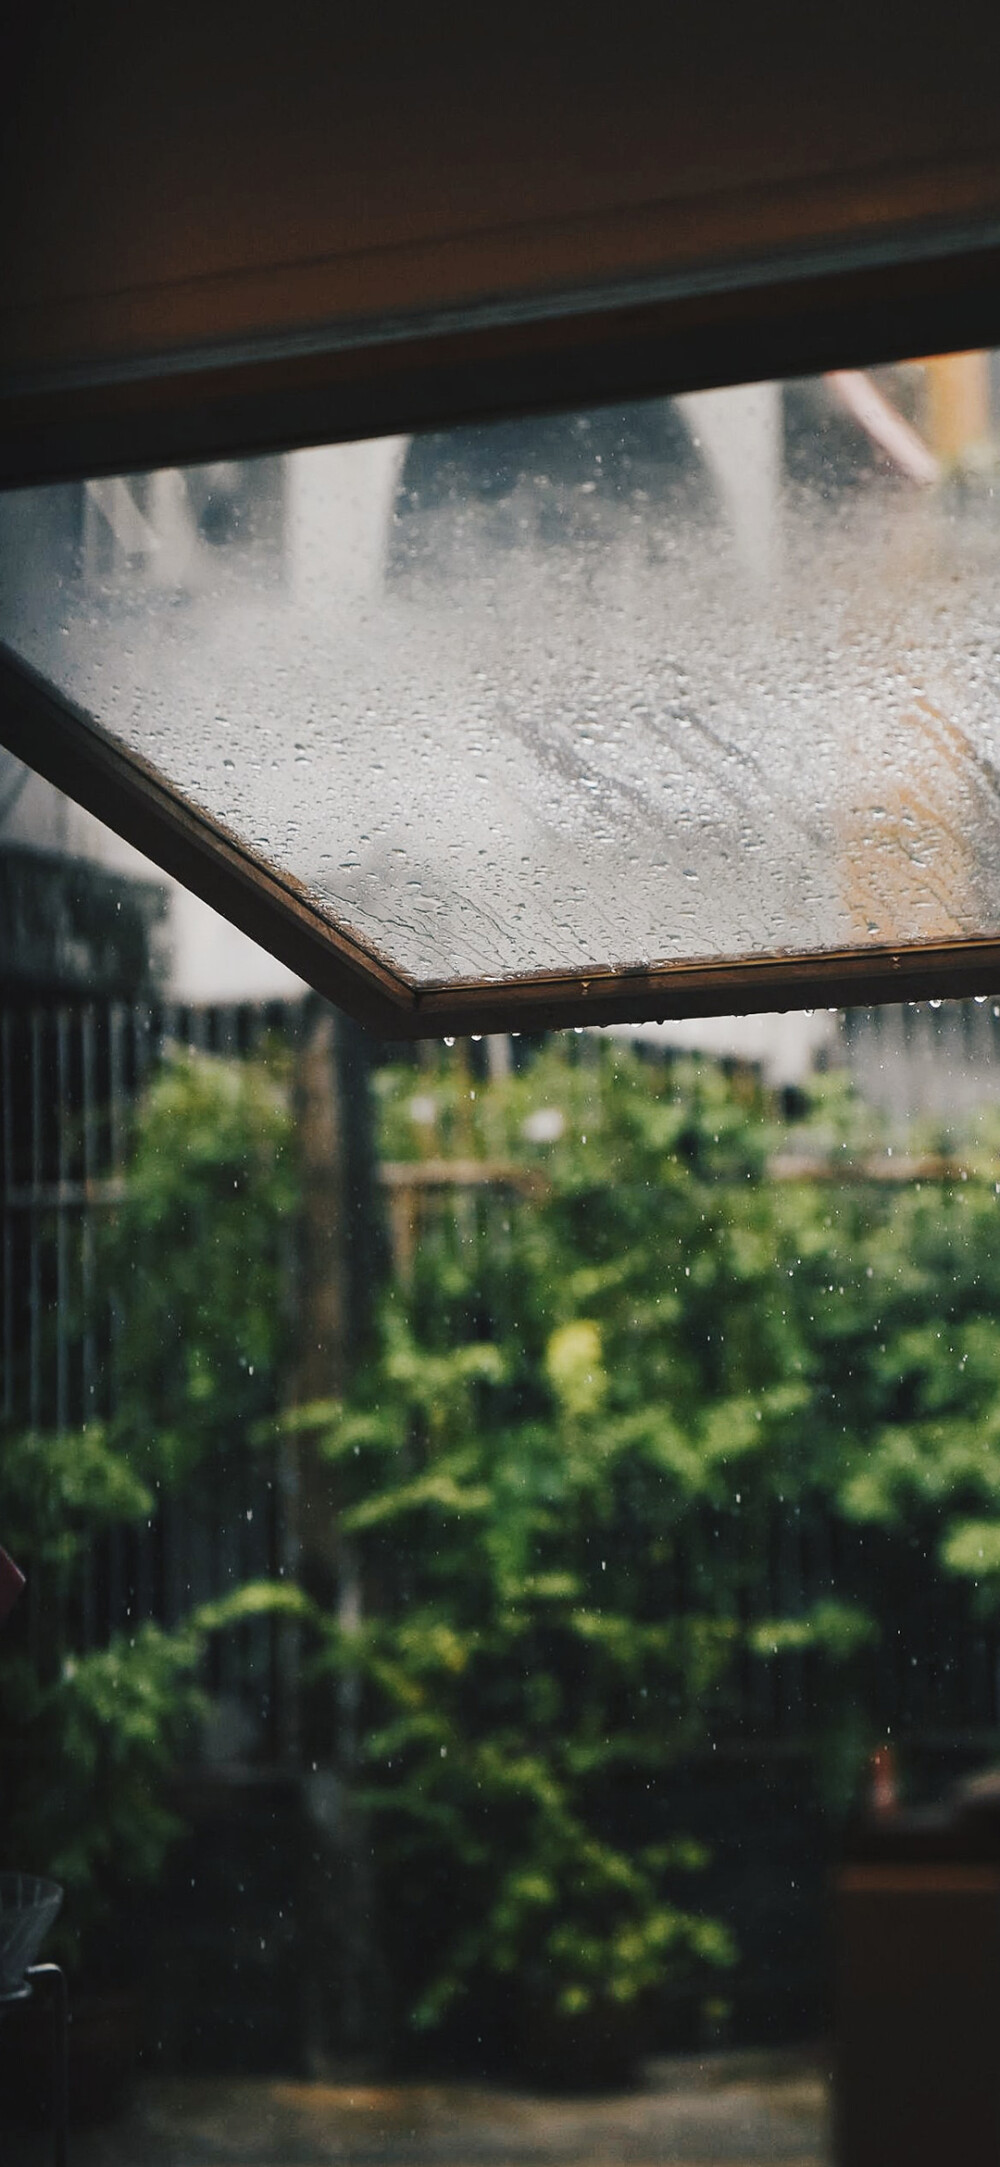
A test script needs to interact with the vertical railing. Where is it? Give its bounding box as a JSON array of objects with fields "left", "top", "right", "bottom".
[
  {"left": 0, "top": 995, "right": 310, "bottom": 1763},
  {"left": 5, "top": 1001, "right": 1000, "bottom": 1757}
]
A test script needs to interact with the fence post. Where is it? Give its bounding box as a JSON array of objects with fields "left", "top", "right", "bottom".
[{"left": 291, "top": 997, "right": 385, "bottom": 2071}]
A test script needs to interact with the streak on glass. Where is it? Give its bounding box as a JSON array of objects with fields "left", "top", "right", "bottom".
[{"left": 2, "top": 361, "right": 999, "bottom": 989}]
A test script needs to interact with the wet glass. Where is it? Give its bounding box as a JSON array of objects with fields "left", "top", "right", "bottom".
[
  {"left": 7, "top": 355, "right": 1000, "bottom": 2162},
  {"left": 2, "top": 357, "right": 1000, "bottom": 995}
]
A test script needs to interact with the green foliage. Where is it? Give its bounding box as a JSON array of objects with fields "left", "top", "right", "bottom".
[
  {"left": 299, "top": 1048, "right": 829, "bottom": 2036},
  {"left": 942, "top": 1520, "right": 1000, "bottom": 1598},
  {"left": 0, "top": 1425, "right": 152, "bottom": 1570},
  {"left": 318, "top": 1043, "right": 1000, "bottom": 2044},
  {"left": 782, "top": 1119, "right": 1000, "bottom": 1589},
  {"left": 749, "top": 1601, "right": 878, "bottom": 1661},
  {"left": 100, "top": 1048, "right": 298, "bottom": 1487},
  {"left": 0, "top": 1049, "right": 301, "bottom": 1977},
  {"left": 0, "top": 1408, "right": 203, "bottom": 1969},
  {"left": 3, "top": 1624, "right": 205, "bottom": 1964},
  {"left": 10, "top": 1018, "right": 1000, "bottom": 2046}
]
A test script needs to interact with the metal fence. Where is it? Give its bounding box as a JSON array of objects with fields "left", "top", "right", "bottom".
[
  {"left": 0, "top": 996, "right": 308, "bottom": 1762},
  {"left": 4, "top": 998, "right": 1000, "bottom": 1772}
]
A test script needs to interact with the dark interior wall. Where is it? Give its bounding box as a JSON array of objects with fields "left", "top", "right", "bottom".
[
  {"left": 8, "top": 3, "right": 1000, "bottom": 362},
  {"left": 6, "top": 3, "right": 1000, "bottom": 482}
]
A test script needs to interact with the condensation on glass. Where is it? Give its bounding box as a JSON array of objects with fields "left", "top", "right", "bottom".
[{"left": 2, "top": 355, "right": 1000, "bottom": 990}]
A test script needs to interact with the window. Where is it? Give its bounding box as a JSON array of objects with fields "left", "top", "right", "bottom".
[{"left": 3, "top": 354, "right": 1000, "bottom": 1032}]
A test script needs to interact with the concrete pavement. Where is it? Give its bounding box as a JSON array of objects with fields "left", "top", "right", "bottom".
[{"left": 6, "top": 2049, "right": 830, "bottom": 2167}]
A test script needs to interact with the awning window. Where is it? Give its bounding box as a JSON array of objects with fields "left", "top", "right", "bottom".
[{"left": 3, "top": 356, "right": 1000, "bottom": 1034}]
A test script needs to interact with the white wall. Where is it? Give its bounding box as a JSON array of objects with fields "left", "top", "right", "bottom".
[{"left": 0, "top": 753, "right": 306, "bottom": 1003}]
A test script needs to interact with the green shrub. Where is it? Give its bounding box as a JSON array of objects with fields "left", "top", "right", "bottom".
[
  {"left": 0, "top": 1048, "right": 302, "bottom": 1978},
  {"left": 303, "top": 1042, "right": 1000, "bottom": 2045}
]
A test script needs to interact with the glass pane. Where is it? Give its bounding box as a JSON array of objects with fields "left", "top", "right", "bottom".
[{"left": 3, "top": 357, "right": 1000, "bottom": 991}]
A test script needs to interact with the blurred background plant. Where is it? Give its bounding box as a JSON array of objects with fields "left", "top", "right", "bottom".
[
  {"left": 8, "top": 1024, "right": 1000, "bottom": 2070},
  {"left": 0, "top": 1047, "right": 302, "bottom": 1985},
  {"left": 293, "top": 1041, "right": 1000, "bottom": 2065}
]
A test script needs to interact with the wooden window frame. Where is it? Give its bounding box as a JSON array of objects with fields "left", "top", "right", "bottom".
[{"left": 6, "top": 229, "right": 1000, "bottom": 1034}]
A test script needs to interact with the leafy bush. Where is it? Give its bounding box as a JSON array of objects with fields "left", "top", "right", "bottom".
[
  {"left": 0, "top": 1049, "right": 301, "bottom": 1979},
  {"left": 300, "top": 1041, "right": 1000, "bottom": 2051},
  {"left": 10, "top": 1021, "right": 1000, "bottom": 2050},
  {"left": 99, "top": 1048, "right": 298, "bottom": 1489},
  {"left": 294, "top": 1050, "right": 847, "bottom": 2044}
]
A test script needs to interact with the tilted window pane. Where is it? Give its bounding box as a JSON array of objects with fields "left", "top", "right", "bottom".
[{"left": 2, "top": 358, "right": 999, "bottom": 1008}]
